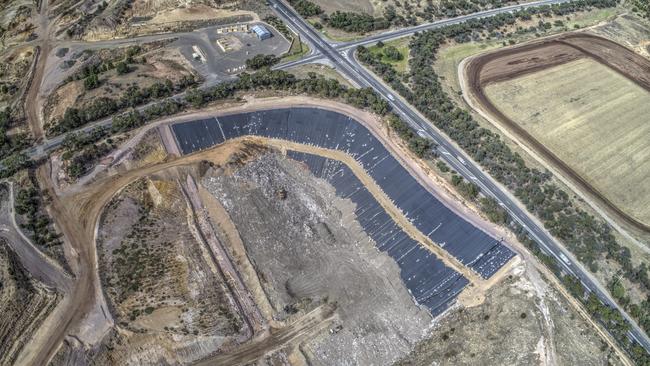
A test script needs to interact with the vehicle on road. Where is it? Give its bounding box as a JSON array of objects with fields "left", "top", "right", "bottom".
[{"left": 560, "top": 253, "right": 571, "bottom": 265}]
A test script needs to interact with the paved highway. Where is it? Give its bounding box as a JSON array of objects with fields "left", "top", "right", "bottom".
[
  {"left": 268, "top": 0, "right": 650, "bottom": 354},
  {"left": 10, "top": 0, "right": 649, "bottom": 356},
  {"left": 275, "top": 0, "right": 577, "bottom": 69}
]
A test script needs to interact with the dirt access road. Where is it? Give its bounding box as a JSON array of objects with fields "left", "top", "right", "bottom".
[
  {"left": 24, "top": 0, "right": 56, "bottom": 141},
  {"left": 37, "top": 138, "right": 332, "bottom": 366},
  {"left": 25, "top": 140, "right": 254, "bottom": 365},
  {"left": 0, "top": 182, "right": 72, "bottom": 292},
  {"left": 24, "top": 95, "right": 634, "bottom": 364},
  {"left": 463, "top": 32, "right": 650, "bottom": 235},
  {"left": 31, "top": 96, "right": 504, "bottom": 365}
]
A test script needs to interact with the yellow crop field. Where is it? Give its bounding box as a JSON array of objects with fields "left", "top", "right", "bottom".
[{"left": 484, "top": 58, "right": 650, "bottom": 225}]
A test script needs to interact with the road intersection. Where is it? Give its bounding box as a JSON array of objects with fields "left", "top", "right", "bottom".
[
  {"left": 10, "top": 0, "right": 650, "bottom": 358},
  {"left": 267, "top": 0, "right": 650, "bottom": 354}
]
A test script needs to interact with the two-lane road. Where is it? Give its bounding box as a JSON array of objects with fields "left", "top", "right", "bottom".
[
  {"left": 275, "top": 0, "right": 576, "bottom": 69},
  {"left": 268, "top": 0, "right": 650, "bottom": 354},
  {"left": 10, "top": 0, "right": 649, "bottom": 357}
]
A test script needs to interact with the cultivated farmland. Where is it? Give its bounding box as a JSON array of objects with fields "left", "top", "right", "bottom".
[
  {"left": 465, "top": 33, "right": 650, "bottom": 232},
  {"left": 484, "top": 58, "right": 650, "bottom": 227}
]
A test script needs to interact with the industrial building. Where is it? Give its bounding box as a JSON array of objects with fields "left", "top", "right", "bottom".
[
  {"left": 216, "top": 24, "right": 248, "bottom": 33},
  {"left": 251, "top": 24, "right": 272, "bottom": 40}
]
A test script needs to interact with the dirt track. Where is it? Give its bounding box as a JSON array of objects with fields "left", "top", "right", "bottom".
[
  {"left": 28, "top": 95, "right": 635, "bottom": 364},
  {"left": 25, "top": 96, "right": 515, "bottom": 365},
  {"left": 464, "top": 32, "right": 650, "bottom": 234}
]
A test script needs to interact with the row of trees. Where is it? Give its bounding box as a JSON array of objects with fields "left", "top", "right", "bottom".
[
  {"left": 60, "top": 127, "right": 114, "bottom": 179},
  {"left": 245, "top": 54, "right": 280, "bottom": 70},
  {"left": 287, "top": 0, "right": 323, "bottom": 17},
  {"left": 50, "top": 75, "right": 196, "bottom": 136},
  {"left": 182, "top": 69, "right": 389, "bottom": 115},
  {"left": 56, "top": 68, "right": 399, "bottom": 181},
  {"left": 386, "top": 113, "right": 433, "bottom": 158},
  {"left": 359, "top": 0, "right": 650, "bottom": 362},
  {"left": 59, "top": 99, "right": 183, "bottom": 178},
  {"left": 324, "top": 11, "right": 391, "bottom": 33},
  {"left": 0, "top": 108, "right": 30, "bottom": 162},
  {"left": 286, "top": 0, "right": 524, "bottom": 33},
  {"left": 285, "top": 0, "right": 393, "bottom": 33},
  {"left": 14, "top": 176, "right": 62, "bottom": 249}
]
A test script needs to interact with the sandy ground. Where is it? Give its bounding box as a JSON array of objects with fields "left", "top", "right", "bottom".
[
  {"left": 395, "top": 257, "right": 625, "bottom": 366},
  {"left": 463, "top": 32, "right": 650, "bottom": 235},
  {"left": 459, "top": 46, "right": 649, "bottom": 254},
  {"left": 31, "top": 95, "right": 632, "bottom": 365},
  {"left": 199, "top": 152, "right": 433, "bottom": 365},
  {"left": 147, "top": 5, "right": 258, "bottom": 25}
]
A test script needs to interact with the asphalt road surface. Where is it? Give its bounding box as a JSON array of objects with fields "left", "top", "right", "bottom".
[
  {"left": 11, "top": 0, "right": 650, "bottom": 356},
  {"left": 0, "top": 182, "right": 72, "bottom": 292},
  {"left": 267, "top": 0, "right": 650, "bottom": 354}
]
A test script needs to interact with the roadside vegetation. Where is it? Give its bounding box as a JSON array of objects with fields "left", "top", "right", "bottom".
[
  {"left": 50, "top": 76, "right": 195, "bottom": 137},
  {"left": 264, "top": 16, "right": 311, "bottom": 61},
  {"left": 631, "top": 0, "right": 649, "bottom": 18},
  {"left": 289, "top": 0, "right": 527, "bottom": 32},
  {"left": 45, "top": 43, "right": 198, "bottom": 137},
  {"left": 46, "top": 67, "right": 394, "bottom": 182},
  {"left": 14, "top": 175, "right": 62, "bottom": 250},
  {"left": 11, "top": 171, "right": 69, "bottom": 273},
  {"left": 367, "top": 40, "right": 409, "bottom": 74},
  {"left": 245, "top": 54, "right": 280, "bottom": 70},
  {"left": 0, "top": 108, "right": 31, "bottom": 162},
  {"left": 358, "top": 0, "right": 650, "bottom": 362}
]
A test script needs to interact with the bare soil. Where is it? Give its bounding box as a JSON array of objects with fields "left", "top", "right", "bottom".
[
  {"left": 465, "top": 32, "right": 650, "bottom": 233},
  {"left": 201, "top": 152, "right": 434, "bottom": 365},
  {"left": 0, "top": 46, "right": 36, "bottom": 119},
  {"left": 0, "top": 239, "right": 59, "bottom": 366},
  {"left": 84, "top": 171, "right": 247, "bottom": 364},
  {"left": 395, "top": 261, "right": 623, "bottom": 366},
  {"left": 79, "top": 0, "right": 261, "bottom": 40},
  {"left": 43, "top": 42, "right": 196, "bottom": 131}
]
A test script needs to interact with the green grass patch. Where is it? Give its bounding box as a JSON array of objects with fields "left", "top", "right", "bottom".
[
  {"left": 565, "top": 6, "right": 620, "bottom": 28},
  {"left": 282, "top": 39, "right": 311, "bottom": 62},
  {"left": 434, "top": 6, "right": 625, "bottom": 91},
  {"left": 367, "top": 38, "right": 410, "bottom": 74}
]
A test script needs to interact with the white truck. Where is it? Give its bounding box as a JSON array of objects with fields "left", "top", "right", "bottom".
[
  {"left": 559, "top": 253, "right": 570, "bottom": 265},
  {"left": 191, "top": 45, "right": 207, "bottom": 63}
]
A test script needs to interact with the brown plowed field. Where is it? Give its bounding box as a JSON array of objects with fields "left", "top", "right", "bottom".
[{"left": 465, "top": 33, "right": 650, "bottom": 233}]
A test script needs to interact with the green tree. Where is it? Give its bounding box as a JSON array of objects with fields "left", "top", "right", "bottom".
[
  {"left": 116, "top": 61, "right": 130, "bottom": 75},
  {"left": 245, "top": 54, "right": 280, "bottom": 70},
  {"left": 383, "top": 46, "right": 403, "bottom": 61},
  {"left": 84, "top": 73, "right": 99, "bottom": 90}
]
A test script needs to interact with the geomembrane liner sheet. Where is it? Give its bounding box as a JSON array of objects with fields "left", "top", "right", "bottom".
[{"left": 171, "top": 107, "right": 516, "bottom": 314}]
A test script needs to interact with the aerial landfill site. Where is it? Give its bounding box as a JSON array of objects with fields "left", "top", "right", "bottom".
[{"left": 1, "top": 0, "right": 649, "bottom": 364}]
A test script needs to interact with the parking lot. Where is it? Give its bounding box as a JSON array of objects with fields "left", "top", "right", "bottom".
[{"left": 175, "top": 22, "right": 291, "bottom": 81}]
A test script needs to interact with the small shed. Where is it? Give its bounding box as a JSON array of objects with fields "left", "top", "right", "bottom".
[{"left": 251, "top": 25, "right": 272, "bottom": 40}]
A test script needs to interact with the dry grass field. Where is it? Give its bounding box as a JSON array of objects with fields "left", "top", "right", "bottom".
[
  {"left": 317, "top": 0, "right": 375, "bottom": 15},
  {"left": 484, "top": 58, "right": 650, "bottom": 225}
]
